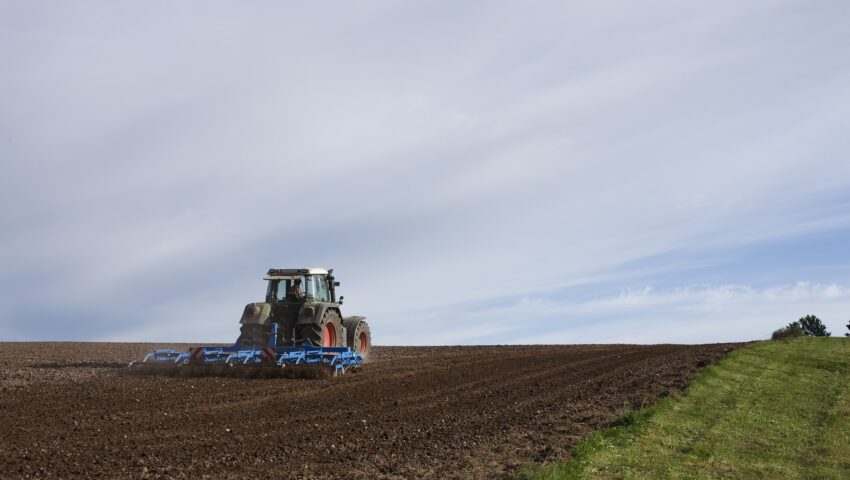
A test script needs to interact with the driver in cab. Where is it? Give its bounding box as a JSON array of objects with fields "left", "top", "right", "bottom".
[{"left": 288, "top": 278, "right": 305, "bottom": 300}]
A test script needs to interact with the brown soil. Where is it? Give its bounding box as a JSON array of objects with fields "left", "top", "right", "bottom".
[{"left": 0, "top": 342, "right": 737, "bottom": 479}]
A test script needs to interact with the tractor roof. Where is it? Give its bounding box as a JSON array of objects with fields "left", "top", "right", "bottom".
[{"left": 264, "top": 268, "right": 330, "bottom": 280}]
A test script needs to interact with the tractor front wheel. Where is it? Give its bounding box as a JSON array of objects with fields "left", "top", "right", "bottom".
[{"left": 343, "top": 318, "right": 371, "bottom": 360}]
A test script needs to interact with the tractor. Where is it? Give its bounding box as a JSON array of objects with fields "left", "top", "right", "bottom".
[
  {"left": 237, "top": 268, "right": 371, "bottom": 359},
  {"left": 130, "top": 268, "right": 370, "bottom": 376}
]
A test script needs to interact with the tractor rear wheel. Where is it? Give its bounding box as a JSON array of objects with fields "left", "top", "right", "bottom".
[
  {"left": 343, "top": 318, "right": 371, "bottom": 360},
  {"left": 237, "top": 324, "right": 269, "bottom": 347},
  {"left": 299, "top": 309, "right": 343, "bottom": 348}
]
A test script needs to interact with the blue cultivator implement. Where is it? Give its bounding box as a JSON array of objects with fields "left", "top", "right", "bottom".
[{"left": 129, "top": 325, "right": 364, "bottom": 378}]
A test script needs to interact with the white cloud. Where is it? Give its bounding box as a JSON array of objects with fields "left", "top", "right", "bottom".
[
  {"left": 564, "top": 282, "right": 850, "bottom": 314},
  {"left": 494, "top": 282, "right": 850, "bottom": 345}
]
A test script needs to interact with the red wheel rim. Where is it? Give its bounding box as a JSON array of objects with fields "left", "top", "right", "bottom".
[
  {"left": 322, "top": 323, "right": 337, "bottom": 347},
  {"left": 358, "top": 331, "right": 368, "bottom": 354}
]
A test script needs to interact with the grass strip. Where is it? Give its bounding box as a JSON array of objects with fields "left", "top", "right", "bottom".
[{"left": 518, "top": 337, "right": 850, "bottom": 480}]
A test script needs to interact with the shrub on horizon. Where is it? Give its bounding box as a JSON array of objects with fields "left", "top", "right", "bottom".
[
  {"left": 798, "top": 315, "right": 831, "bottom": 337},
  {"left": 771, "top": 322, "right": 804, "bottom": 340}
]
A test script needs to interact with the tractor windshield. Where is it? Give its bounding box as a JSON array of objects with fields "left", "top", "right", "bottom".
[
  {"left": 266, "top": 275, "right": 330, "bottom": 302},
  {"left": 305, "top": 275, "right": 330, "bottom": 302},
  {"left": 266, "top": 280, "right": 286, "bottom": 301}
]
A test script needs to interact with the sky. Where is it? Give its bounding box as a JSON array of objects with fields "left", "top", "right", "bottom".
[{"left": 1, "top": 1, "right": 849, "bottom": 345}]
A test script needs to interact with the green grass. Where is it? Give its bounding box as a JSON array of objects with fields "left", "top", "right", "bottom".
[{"left": 518, "top": 337, "right": 850, "bottom": 480}]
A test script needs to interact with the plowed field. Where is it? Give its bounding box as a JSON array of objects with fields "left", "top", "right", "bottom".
[{"left": 0, "top": 342, "right": 736, "bottom": 479}]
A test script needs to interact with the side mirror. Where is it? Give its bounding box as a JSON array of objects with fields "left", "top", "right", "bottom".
[
  {"left": 338, "top": 296, "right": 344, "bottom": 305},
  {"left": 334, "top": 281, "right": 340, "bottom": 287}
]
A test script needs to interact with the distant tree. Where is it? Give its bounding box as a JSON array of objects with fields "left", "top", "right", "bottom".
[
  {"left": 846, "top": 320, "right": 849, "bottom": 337},
  {"left": 798, "top": 315, "right": 830, "bottom": 337},
  {"left": 771, "top": 322, "right": 804, "bottom": 340}
]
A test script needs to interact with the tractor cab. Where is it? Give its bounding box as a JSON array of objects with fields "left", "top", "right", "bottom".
[{"left": 263, "top": 268, "right": 341, "bottom": 305}]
